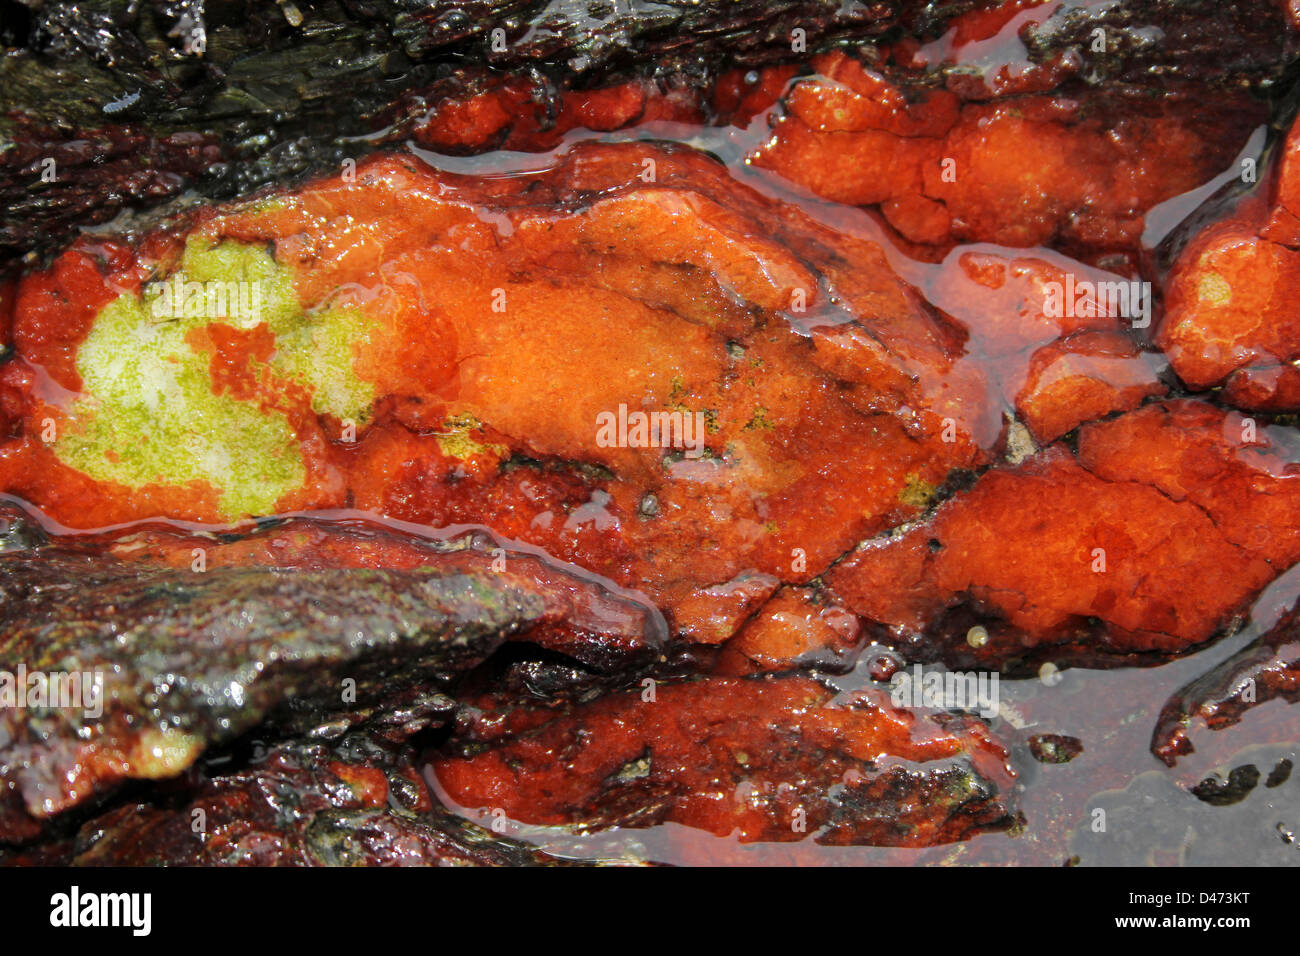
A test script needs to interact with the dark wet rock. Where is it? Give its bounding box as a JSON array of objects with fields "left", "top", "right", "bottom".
[
  {"left": 38, "top": 732, "right": 587, "bottom": 866},
  {"left": 1267, "top": 758, "right": 1293, "bottom": 788},
  {"left": 0, "top": 502, "right": 46, "bottom": 552},
  {"left": 1029, "top": 734, "right": 1083, "bottom": 765},
  {"left": 0, "top": 507, "right": 662, "bottom": 839},
  {"left": 4, "top": 0, "right": 1295, "bottom": 270},
  {"left": 433, "top": 675, "right": 1020, "bottom": 846},
  {"left": 0, "top": 0, "right": 984, "bottom": 268},
  {"left": 1191, "top": 765, "right": 1261, "bottom": 807},
  {"left": 1020, "top": 0, "right": 1295, "bottom": 95},
  {"left": 1152, "top": 595, "right": 1300, "bottom": 766}
]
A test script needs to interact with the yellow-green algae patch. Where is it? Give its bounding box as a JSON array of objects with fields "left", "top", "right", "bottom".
[
  {"left": 436, "top": 412, "right": 507, "bottom": 460},
  {"left": 1196, "top": 270, "right": 1233, "bottom": 308},
  {"left": 162, "top": 235, "right": 377, "bottom": 422},
  {"left": 54, "top": 236, "right": 378, "bottom": 518},
  {"left": 272, "top": 302, "right": 376, "bottom": 423},
  {"left": 57, "top": 290, "right": 306, "bottom": 519},
  {"left": 897, "top": 472, "right": 938, "bottom": 510}
]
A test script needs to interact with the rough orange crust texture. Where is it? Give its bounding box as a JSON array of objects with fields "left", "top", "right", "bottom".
[
  {"left": 398, "top": 45, "right": 1262, "bottom": 260},
  {"left": 1, "top": 138, "right": 1168, "bottom": 646},
  {"left": 434, "top": 678, "right": 1018, "bottom": 846},
  {"left": 753, "top": 52, "right": 1262, "bottom": 254},
  {"left": 827, "top": 400, "right": 1300, "bottom": 667},
  {"left": 3, "top": 130, "right": 1295, "bottom": 670},
  {"left": 1158, "top": 114, "right": 1300, "bottom": 411}
]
